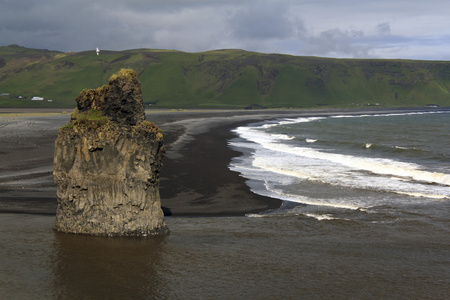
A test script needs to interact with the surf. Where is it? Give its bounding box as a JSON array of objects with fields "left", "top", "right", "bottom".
[{"left": 230, "top": 111, "right": 450, "bottom": 208}]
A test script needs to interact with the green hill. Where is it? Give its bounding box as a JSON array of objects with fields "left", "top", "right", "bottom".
[{"left": 1, "top": 44, "right": 450, "bottom": 108}]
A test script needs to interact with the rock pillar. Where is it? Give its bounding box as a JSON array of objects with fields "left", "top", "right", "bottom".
[{"left": 53, "top": 69, "right": 168, "bottom": 236}]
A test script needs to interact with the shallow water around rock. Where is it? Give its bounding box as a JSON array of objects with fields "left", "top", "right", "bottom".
[{"left": 1, "top": 213, "right": 448, "bottom": 299}]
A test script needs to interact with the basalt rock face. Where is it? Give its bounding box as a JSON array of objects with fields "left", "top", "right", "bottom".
[
  {"left": 75, "top": 70, "right": 145, "bottom": 125},
  {"left": 53, "top": 69, "right": 168, "bottom": 236}
]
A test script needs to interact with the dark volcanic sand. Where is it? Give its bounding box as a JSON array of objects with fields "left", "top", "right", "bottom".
[{"left": 0, "top": 109, "right": 291, "bottom": 216}]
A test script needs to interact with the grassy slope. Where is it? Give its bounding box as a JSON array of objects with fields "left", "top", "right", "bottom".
[{"left": 1, "top": 45, "right": 449, "bottom": 108}]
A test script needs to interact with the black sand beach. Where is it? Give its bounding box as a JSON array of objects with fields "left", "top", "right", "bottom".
[
  {"left": 0, "top": 108, "right": 293, "bottom": 215},
  {"left": 0, "top": 107, "right": 443, "bottom": 216},
  {"left": 0, "top": 109, "right": 308, "bottom": 215}
]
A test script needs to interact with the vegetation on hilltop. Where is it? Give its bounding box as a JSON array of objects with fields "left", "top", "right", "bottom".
[{"left": 0, "top": 45, "right": 449, "bottom": 108}]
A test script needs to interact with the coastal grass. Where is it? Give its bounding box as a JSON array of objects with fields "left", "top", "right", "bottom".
[{"left": 61, "top": 108, "right": 108, "bottom": 131}]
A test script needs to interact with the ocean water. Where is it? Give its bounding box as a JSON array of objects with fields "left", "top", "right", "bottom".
[
  {"left": 1, "top": 213, "right": 448, "bottom": 299},
  {"left": 1, "top": 111, "right": 449, "bottom": 299},
  {"left": 229, "top": 111, "right": 450, "bottom": 224}
]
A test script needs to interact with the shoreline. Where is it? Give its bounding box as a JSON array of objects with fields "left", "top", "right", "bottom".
[
  {"left": 1, "top": 107, "right": 448, "bottom": 216},
  {"left": 159, "top": 119, "right": 283, "bottom": 216}
]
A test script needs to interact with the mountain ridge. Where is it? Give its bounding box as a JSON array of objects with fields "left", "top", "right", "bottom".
[{"left": 1, "top": 45, "right": 449, "bottom": 108}]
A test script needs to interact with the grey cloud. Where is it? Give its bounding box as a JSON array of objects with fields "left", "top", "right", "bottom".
[
  {"left": 376, "top": 22, "right": 391, "bottom": 35},
  {"left": 0, "top": 0, "right": 449, "bottom": 60},
  {"left": 230, "top": 3, "right": 294, "bottom": 40},
  {"left": 0, "top": 0, "right": 109, "bottom": 50},
  {"left": 302, "top": 28, "right": 371, "bottom": 58}
]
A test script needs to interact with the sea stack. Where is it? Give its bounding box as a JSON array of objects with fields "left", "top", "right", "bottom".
[{"left": 53, "top": 69, "right": 168, "bottom": 236}]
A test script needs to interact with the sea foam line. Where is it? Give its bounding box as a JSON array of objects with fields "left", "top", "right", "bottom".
[
  {"left": 237, "top": 124, "right": 450, "bottom": 187},
  {"left": 262, "top": 185, "right": 363, "bottom": 210},
  {"left": 258, "top": 110, "right": 450, "bottom": 129}
]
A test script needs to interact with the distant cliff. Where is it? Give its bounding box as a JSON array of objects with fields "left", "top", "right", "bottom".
[
  {"left": 1, "top": 45, "right": 450, "bottom": 108},
  {"left": 53, "top": 69, "right": 168, "bottom": 236}
]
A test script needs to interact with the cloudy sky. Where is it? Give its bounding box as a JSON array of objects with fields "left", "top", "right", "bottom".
[{"left": 2, "top": 0, "right": 450, "bottom": 60}]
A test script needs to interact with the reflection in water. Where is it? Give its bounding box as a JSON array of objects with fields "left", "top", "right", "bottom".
[
  {"left": 1, "top": 213, "right": 449, "bottom": 299},
  {"left": 52, "top": 232, "right": 167, "bottom": 299}
]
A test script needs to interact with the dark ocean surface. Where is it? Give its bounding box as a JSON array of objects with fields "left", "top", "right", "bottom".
[
  {"left": 1, "top": 213, "right": 448, "bottom": 299},
  {"left": 1, "top": 111, "right": 449, "bottom": 299},
  {"left": 230, "top": 112, "right": 449, "bottom": 222}
]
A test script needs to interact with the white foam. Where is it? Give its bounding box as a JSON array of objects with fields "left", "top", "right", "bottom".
[
  {"left": 304, "top": 213, "right": 340, "bottom": 221},
  {"left": 395, "top": 191, "right": 448, "bottom": 199},
  {"left": 253, "top": 158, "right": 316, "bottom": 180},
  {"left": 237, "top": 124, "right": 450, "bottom": 188},
  {"left": 229, "top": 112, "right": 450, "bottom": 210},
  {"left": 262, "top": 185, "right": 363, "bottom": 210},
  {"left": 246, "top": 211, "right": 345, "bottom": 221},
  {"left": 258, "top": 116, "right": 326, "bottom": 129},
  {"left": 245, "top": 213, "right": 267, "bottom": 218},
  {"left": 271, "top": 133, "right": 295, "bottom": 140},
  {"left": 390, "top": 176, "right": 411, "bottom": 182}
]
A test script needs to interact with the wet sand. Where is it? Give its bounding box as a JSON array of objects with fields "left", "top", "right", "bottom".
[{"left": 0, "top": 107, "right": 437, "bottom": 216}]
